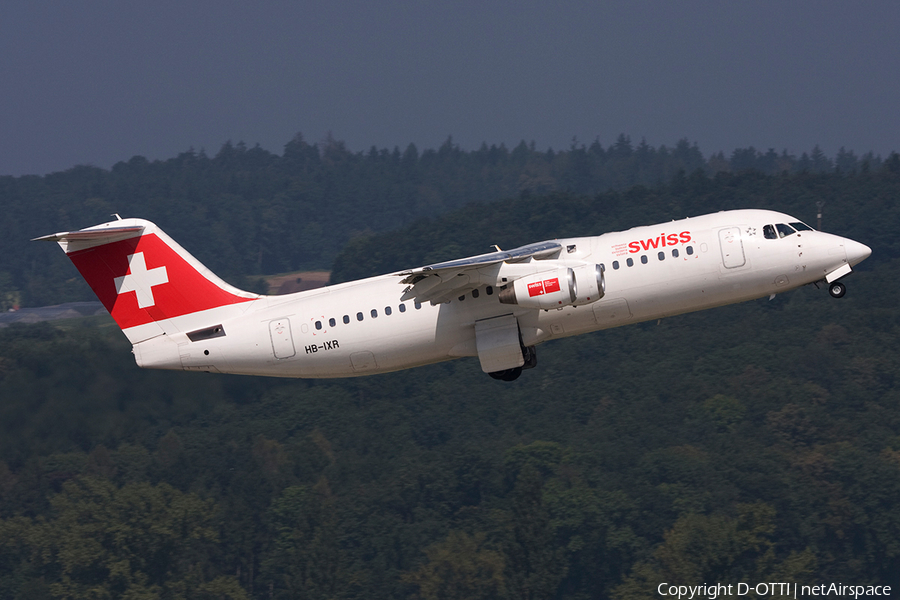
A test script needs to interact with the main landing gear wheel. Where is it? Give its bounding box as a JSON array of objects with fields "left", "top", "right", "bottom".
[
  {"left": 489, "top": 367, "right": 523, "bottom": 381},
  {"left": 829, "top": 281, "right": 846, "bottom": 298}
]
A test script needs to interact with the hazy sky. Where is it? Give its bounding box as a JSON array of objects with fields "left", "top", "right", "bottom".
[{"left": 2, "top": 1, "right": 898, "bottom": 176}]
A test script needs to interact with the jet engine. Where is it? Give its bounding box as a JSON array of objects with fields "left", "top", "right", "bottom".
[{"left": 498, "top": 264, "right": 604, "bottom": 309}]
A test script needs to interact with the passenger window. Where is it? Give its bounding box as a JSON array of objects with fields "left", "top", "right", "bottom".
[
  {"left": 315, "top": 321, "right": 322, "bottom": 330},
  {"left": 626, "top": 258, "right": 634, "bottom": 267},
  {"left": 329, "top": 318, "right": 336, "bottom": 327},
  {"left": 658, "top": 251, "right": 665, "bottom": 261},
  {"left": 763, "top": 224, "right": 778, "bottom": 239},
  {"left": 371, "top": 309, "right": 378, "bottom": 318},
  {"left": 486, "top": 286, "right": 493, "bottom": 295},
  {"left": 357, "top": 312, "right": 364, "bottom": 321},
  {"left": 776, "top": 223, "right": 796, "bottom": 238},
  {"left": 415, "top": 301, "right": 422, "bottom": 309},
  {"left": 343, "top": 315, "right": 350, "bottom": 324},
  {"left": 613, "top": 260, "right": 620, "bottom": 270},
  {"left": 458, "top": 295, "right": 465, "bottom": 301},
  {"left": 399, "top": 304, "right": 406, "bottom": 313},
  {"left": 385, "top": 306, "right": 392, "bottom": 316},
  {"left": 686, "top": 246, "right": 694, "bottom": 255},
  {"left": 790, "top": 221, "right": 813, "bottom": 232},
  {"left": 672, "top": 249, "right": 679, "bottom": 258},
  {"left": 472, "top": 288, "right": 479, "bottom": 298},
  {"left": 641, "top": 255, "right": 648, "bottom": 264}
]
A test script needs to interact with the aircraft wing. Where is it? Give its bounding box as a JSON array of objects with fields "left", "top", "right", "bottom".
[{"left": 396, "top": 241, "right": 562, "bottom": 304}]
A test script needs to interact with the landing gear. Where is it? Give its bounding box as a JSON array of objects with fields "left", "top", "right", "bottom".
[
  {"left": 829, "top": 281, "right": 846, "bottom": 298},
  {"left": 489, "top": 367, "right": 522, "bottom": 381},
  {"left": 522, "top": 345, "right": 537, "bottom": 370},
  {"left": 487, "top": 345, "right": 536, "bottom": 382}
]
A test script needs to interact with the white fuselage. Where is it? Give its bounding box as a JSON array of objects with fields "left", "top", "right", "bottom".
[{"left": 131, "top": 209, "right": 868, "bottom": 378}]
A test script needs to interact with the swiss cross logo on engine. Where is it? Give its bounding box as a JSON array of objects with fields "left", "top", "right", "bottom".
[{"left": 528, "top": 277, "right": 561, "bottom": 297}]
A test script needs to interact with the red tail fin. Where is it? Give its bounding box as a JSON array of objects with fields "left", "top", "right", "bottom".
[{"left": 35, "top": 218, "right": 258, "bottom": 342}]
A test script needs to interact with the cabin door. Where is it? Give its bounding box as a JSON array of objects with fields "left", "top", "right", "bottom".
[
  {"left": 718, "top": 227, "right": 746, "bottom": 269},
  {"left": 269, "top": 318, "right": 296, "bottom": 359}
]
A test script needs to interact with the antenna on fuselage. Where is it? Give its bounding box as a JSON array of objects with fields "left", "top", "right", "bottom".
[{"left": 816, "top": 201, "right": 824, "bottom": 230}]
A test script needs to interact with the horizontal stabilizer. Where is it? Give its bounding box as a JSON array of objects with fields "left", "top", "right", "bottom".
[
  {"left": 33, "top": 224, "right": 146, "bottom": 254},
  {"left": 32, "top": 225, "right": 144, "bottom": 243}
]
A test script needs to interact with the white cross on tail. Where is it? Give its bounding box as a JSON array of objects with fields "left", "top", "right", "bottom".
[{"left": 114, "top": 252, "right": 168, "bottom": 308}]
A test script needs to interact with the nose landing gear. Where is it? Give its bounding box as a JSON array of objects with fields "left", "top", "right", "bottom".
[{"left": 829, "top": 281, "right": 846, "bottom": 298}]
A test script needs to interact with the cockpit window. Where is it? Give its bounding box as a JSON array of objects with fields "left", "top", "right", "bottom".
[
  {"left": 763, "top": 224, "right": 778, "bottom": 239},
  {"left": 776, "top": 223, "right": 797, "bottom": 238},
  {"left": 790, "top": 221, "right": 813, "bottom": 231}
]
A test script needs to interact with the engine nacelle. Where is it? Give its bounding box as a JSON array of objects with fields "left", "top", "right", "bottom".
[
  {"left": 571, "top": 263, "right": 605, "bottom": 304},
  {"left": 498, "top": 264, "right": 604, "bottom": 309}
]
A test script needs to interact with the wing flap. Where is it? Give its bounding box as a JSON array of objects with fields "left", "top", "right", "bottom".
[
  {"left": 426, "top": 286, "right": 479, "bottom": 305},
  {"left": 411, "top": 274, "right": 474, "bottom": 305},
  {"left": 398, "top": 241, "right": 560, "bottom": 284},
  {"left": 397, "top": 241, "right": 562, "bottom": 304},
  {"left": 399, "top": 270, "right": 460, "bottom": 301}
]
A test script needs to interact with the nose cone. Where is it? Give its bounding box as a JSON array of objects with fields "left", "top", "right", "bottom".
[{"left": 845, "top": 239, "right": 872, "bottom": 266}]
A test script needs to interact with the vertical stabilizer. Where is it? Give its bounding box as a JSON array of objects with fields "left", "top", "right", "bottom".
[{"left": 34, "top": 218, "right": 259, "bottom": 343}]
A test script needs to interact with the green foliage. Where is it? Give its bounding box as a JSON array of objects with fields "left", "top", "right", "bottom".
[
  {"left": 2, "top": 167, "right": 900, "bottom": 597},
  {"left": 0, "top": 270, "right": 21, "bottom": 311},
  {"left": 261, "top": 482, "right": 342, "bottom": 599},
  {"left": 331, "top": 165, "right": 900, "bottom": 282},
  {"left": 404, "top": 531, "right": 506, "bottom": 600},
  {"left": 4, "top": 137, "right": 889, "bottom": 306},
  {"left": 612, "top": 504, "right": 818, "bottom": 599},
  {"left": 500, "top": 462, "right": 567, "bottom": 600},
  {"left": 696, "top": 394, "right": 746, "bottom": 433},
  {"left": 1, "top": 476, "right": 240, "bottom": 599}
]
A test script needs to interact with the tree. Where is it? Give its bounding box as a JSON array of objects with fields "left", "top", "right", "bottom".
[
  {"left": 612, "top": 504, "right": 816, "bottom": 599},
  {"left": 404, "top": 530, "right": 506, "bottom": 600},
  {"left": 260, "top": 482, "right": 342, "bottom": 600},
  {"left": 499, "top": 443, "right": 568, "bottom": 600},
  {"left": 26, "top": 477, "right": 237, "bottom": 599}
]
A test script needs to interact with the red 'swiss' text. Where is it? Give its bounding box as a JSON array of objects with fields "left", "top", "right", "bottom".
[{"left": 628, "top": 231, "right": 692, "bottom": 253}]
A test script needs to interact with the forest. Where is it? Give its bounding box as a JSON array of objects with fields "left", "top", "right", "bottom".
[
  {"left": 1, "top": 140, "right": 899, "bottom": 599},
  {"left": 0, "top": 133, "right": 885, "bottom": 310}
]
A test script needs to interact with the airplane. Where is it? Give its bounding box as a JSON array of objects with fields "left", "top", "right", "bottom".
[{"left": 35, "top": 209, "right": 871, "bottom": 381}]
